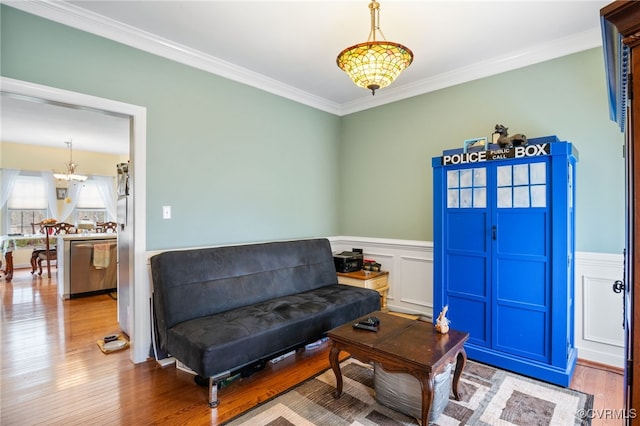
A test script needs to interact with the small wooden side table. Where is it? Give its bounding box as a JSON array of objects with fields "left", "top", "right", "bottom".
[
  {"left": 328, "top": 311, "right": 469, "bottom": 426},
  {"left": 337, "top": 270, "right": 389, "bottom": 312}
]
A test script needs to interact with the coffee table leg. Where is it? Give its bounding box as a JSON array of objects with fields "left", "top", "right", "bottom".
[
  {"left": 452, "top": 348, "right": 467, "bottom": 401},
  {"left": 329, "top": 344, "right": 343, "bottom": 398},
  {"left": 418, "top": 374, "right": 434, "bottom": 426}
]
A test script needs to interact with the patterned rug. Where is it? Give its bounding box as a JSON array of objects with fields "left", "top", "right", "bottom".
[{"left": 225, "top": 359, "right": 593, "bottom": 426}]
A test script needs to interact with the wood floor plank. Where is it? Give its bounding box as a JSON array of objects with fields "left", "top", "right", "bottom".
[{"left": 0, "top": 268, "right": 625, "bottom": 425}]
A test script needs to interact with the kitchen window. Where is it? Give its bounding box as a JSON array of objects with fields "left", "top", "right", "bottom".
[
  {"left": 6, "top": 175, "right": 49, "bottom": 234},
  {"left": 3, "top": 173, "right": 112, "bottom": 234}
]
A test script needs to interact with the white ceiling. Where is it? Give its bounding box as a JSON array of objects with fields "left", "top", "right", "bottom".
[
  {"left": 1, "top": 0, "right": 610, "bottom": 155},
  {"left": 1, "top": 93, "right": 131, "bottom": 155}
]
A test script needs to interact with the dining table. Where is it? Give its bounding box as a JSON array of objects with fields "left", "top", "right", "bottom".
[{"left": 1, "top": 234, "right": 48, "bottom": 281}]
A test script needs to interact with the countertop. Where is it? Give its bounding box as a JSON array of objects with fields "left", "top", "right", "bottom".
[{"left": 57, "top": 233, "right": 117, "bottom": 242}]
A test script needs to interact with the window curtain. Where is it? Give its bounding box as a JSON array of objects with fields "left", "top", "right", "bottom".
[
  {"left": 93, "top": 175, "right": 117, "bottom": 221},
  {"left": 0, "top": 168, "right": 20, "bottom": 208},
  {"left": 41, "top": 171, "right": 59, "bottom": 219},
  {"left": 58, "top": 180, "right": 82, "bottom": 222}
]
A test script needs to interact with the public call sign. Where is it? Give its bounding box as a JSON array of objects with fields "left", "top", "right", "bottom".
[{"left": 442, "top": 143, "right": 551, "bottom": 166}]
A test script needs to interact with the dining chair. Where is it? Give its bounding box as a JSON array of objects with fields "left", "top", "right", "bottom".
[
  {"left": 35, "top": 222, "right": 78, "bottom": 278},
  {"left": 29, "top": 222, "right": 49, "bottom": 274},
  {"left": 30, "top": 222, "right": 46, "bottom": 234},
  {"left": 96, "top": 221, "right": 118, "bottom": 233}
]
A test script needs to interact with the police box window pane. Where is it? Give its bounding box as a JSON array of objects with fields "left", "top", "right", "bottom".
[
  {"left": 460, "top": 188, "right": 472, "bottom": 207},
  {"left": 530, "top": 162, "right": 546, "bottom": 185},
  {"left": 473, "top": 168, "right": 486, "bottom": 187},
  {"left": 447, "top": 170, "right": 459, "bottom": 189},
  {"left": 531, "top": 185, "right": 546, "bottom": 207},
  {"left": 460, "top": 169, "right": 472, "bottom": 188},
  {"left": 474, "top": 187, "right": 486, "bottom": 208},
  {"left": 498, "top": 187, "right": 512, "bottom": 208},
  {"left": 513, "top": 164, "right": 529, "bottom": 186},
  {"left": 448, "top": 189, "right": 459, "bottom": 208},
  {"left": 497, "top": 165, "right": 512, "bottom": 187},
  {"left": 513, "top": 186, "right": 530, "bottom": 208}
]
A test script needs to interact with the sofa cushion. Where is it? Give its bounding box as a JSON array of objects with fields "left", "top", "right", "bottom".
[{"left": 165, "top": 285, "right": 380, "bottom": 377}]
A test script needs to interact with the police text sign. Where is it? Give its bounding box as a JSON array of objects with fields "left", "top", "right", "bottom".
[{"left": 442, "top": 143, "right": 550, "bottom": 166}]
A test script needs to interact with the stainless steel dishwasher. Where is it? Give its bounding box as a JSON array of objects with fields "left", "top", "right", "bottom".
[{"left": 69, "top": 239, "right": 118, "bottom": 297}]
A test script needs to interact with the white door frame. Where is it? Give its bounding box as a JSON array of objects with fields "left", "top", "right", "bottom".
[{"left": 1, "top": 77, "right": 149, "bottom": 364}]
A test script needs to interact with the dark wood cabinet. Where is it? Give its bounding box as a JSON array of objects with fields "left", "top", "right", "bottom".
[{"left": 601, "top": 1, "right": 640, "bottom": 423}]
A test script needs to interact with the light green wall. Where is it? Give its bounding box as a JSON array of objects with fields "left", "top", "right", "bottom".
[
  {"left": 1, "top": 6, "right": 625, "bottom": 254},
  {"left": 0, "top": 5, "right": 341, "bottom": 250},
  {"left": 339, "top": 48, "right": 625, "bottom": 254}
]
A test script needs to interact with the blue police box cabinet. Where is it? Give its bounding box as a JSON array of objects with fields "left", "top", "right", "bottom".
[{"left": 432, "top": 136, "right": 578, "bottom": 386}]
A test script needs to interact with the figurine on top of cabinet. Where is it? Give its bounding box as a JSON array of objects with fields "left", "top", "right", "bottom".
[{"left": 494, "top": 124, "right": 528, "bottom": 148}]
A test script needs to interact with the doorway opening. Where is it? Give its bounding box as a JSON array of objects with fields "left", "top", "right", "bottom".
[{"left": 1, "top": 77, "right": 148, "bottom": 363}]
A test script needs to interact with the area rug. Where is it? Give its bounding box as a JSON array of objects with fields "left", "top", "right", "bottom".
[{"left": 225, "top": 358, "right": 593, "bottom": 426}]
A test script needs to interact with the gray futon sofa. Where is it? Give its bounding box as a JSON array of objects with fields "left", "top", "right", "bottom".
[{"left": 150, "top": 238, "right": 380, "bottom": 407}]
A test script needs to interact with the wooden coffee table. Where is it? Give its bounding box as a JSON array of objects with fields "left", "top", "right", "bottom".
[{"left": 328, "top": 311, "right": 469, "bottom": 425}]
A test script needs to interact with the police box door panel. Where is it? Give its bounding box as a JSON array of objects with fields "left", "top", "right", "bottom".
[
  {"left": 492, "top": 159, "right": 551, "bottom": 362},
  {"left": 442, "top": 165, "right": 491, "bottom": 348}
]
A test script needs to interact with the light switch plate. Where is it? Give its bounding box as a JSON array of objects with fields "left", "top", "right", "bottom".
[{"left": 162, "top": 205, "right": 171, "bottom": 219}]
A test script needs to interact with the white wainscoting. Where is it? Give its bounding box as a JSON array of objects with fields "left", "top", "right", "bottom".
[
  {"left": 574, "top": 252, "right": 625, "bottom": 368},
  {"left": 330, "top": 236, "right": 625, "bottom": 368},
  {"left": 329, "top": 236, "right": 434, "bottom": 319}
]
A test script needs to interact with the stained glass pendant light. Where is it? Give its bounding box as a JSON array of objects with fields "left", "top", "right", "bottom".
[{"left": 337, "top": 0, "right": 413, "bottom": 95}]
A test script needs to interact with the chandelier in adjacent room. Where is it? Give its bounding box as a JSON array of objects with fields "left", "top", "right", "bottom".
[
  {"left": 336, "top": 0, "right": 413, "bottom": 95},
  {"left": 53, "top": 140, "right": 88, "bottom": 182}
]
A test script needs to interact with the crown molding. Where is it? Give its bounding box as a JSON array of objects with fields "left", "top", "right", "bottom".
[
  {"left": 339, "top": 27, "right": 603, "bottom": 115},
  {"left": 6, "top": 0, "right": 343, "bottom": 115},
  {"left": 6, "top": 1, "right": 602, "bottom": 117}
]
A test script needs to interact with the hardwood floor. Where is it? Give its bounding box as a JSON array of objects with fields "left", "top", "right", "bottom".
[{"left": 1, "top": 268, "right": 625, "bottom": 425}]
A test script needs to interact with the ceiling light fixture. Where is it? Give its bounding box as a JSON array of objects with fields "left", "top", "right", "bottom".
[
  {"left": 53, "top": 140, "right": 88, "bottom": 182},
  {"left": 337, "top": 0, "right": 413, "bottom": 95}
]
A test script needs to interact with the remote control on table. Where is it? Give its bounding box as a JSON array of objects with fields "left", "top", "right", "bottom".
[{"left": 352, "top": 322, "right": 378, "bottom": 332}]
